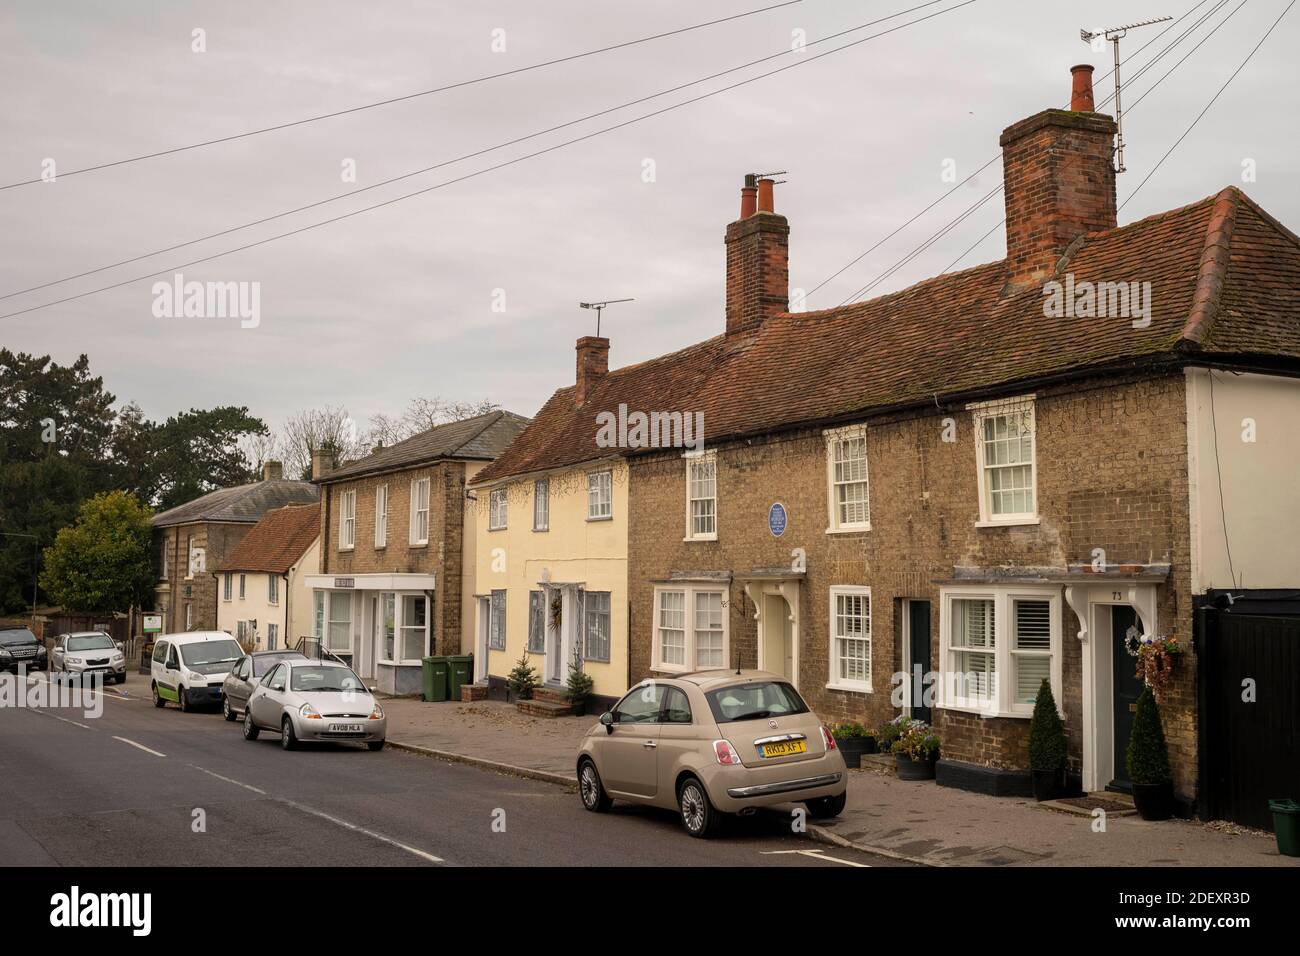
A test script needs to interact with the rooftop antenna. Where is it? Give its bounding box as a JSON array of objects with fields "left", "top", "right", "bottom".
[
  {"left": 1081, "top": 16, "right": 1172, "bottom": 173},
  {"left": 578, "top": 298, "right": 634, "bottom": 337}
]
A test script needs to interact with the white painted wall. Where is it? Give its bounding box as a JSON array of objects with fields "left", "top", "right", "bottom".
[
  {"left": 215, "top": 536, "right": 321, "bottom": 651},
  {"left": 1186, "top": 368, "right": 1300, "bottom": 591}
]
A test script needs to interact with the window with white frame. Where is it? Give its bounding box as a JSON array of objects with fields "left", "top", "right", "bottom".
[
  {"left": 410, "top": 478, "right": 430, "bottom": 544},
  {"left": 533, "top": 479, "right": 549, "bottom": 531},
  {"left": 375, "top": 484, "right": 388, "bottom": 548},
  {"left": 267, "top": 623, "right": 278, "bottom": 650},
  {"left": 223, "top": 573, "right": 232, "bottom": 601},
  {"left": 685, "top": 453, "right": 717, "bottom": 540},
  {"left": 489, "top": 589, "right": 506, "bottom": 650},
  {"left": 381, "top": 592, "right": 396, "bottom": 660},
  {"left": 653, "top": 586, "right": 728, "bottom": 672},
  {"left": 313, "top": 592, "right": 324, "bottom": 641},
  {"left": 585, "top": 591, "right": 611, "bottom": 662},
  {"left": 239, "top": 574, "right": 246, "bottom": 600},
  {"left": 326, "top": 591, "right": 352, "bottom": 653},
  {"left": 825, "top": 424, "right": 870, "bottom": 531},
  {"left": 971, "top": 396, "right": 1037, "bottom": 523},
  {"left": 399, "top": 594, "right": 428, "bottom": 663},
  {"left": 527, "top": 590, "right": 545, "bottom": 653},
  {"left": 268, "top": 575, "right": 278, "bottom": 605},
  {"left": 339, "top": 490, "right": 356, "bottom": 550},
  {"left": 939, "top": 587, "right": 1061, "bottom": 717},
  {"left": 489, "top": 488, "right": 508, "bottom": 531},
  {"left": 185, "top": 535, "right": 195, "bottom": 579},
  {"left": 828, "top": 586, "right": 872, "bottom": 691},
  {"left": 587, "top": 470, "right": 612, "bottom": 520}
]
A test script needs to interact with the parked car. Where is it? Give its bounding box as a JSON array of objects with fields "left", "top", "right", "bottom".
[
  {"left": 51, "top": 631, "right": 125, "bottom": 684},
  {"left": 0, "top": 627, "right": 47, "bottom": 672},
  {"left": 241, "top": 659, "right": 386, "bottom": 751},
  {"left": 222, "top": 650, "right": 306, "bottom": 720},
  {"left": 150, "top": 631, "right": 243, "bottom": 711},
  {"left": 576, "top": 671, "right": 848, "bottom": 838}
]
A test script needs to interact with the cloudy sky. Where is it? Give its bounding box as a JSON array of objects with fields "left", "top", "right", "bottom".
[{"left": 3, "top": 0, "right": 1296, "bottom": 435}]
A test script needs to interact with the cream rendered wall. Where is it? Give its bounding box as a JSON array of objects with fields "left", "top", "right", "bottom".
[
  {"left": 215, "top": 537, "right": 321, "bottom": 651},
  {"left": 474, "top": 459, "right": 630, "bottom": 699},
  {"left": 1186, "top": 368, "right": 1300, "bottom": 591}
]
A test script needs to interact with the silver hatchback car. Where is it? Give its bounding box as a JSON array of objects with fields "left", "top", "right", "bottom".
[{"left": 241, "top": 659, "right": 386, "bottom": 751}]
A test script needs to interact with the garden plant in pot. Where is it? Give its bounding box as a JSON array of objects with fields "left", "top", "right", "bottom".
[
  {"left": 1127, "top": 686, "right": 1174, "bottom": 820},
  {"left": 876, "top": 716, "right": 903, "bottom": 754},
  {"left": 1028, "top": 678, "right": 1068, "bottom": 801},
  {"left": 893, "top": 716, "right": 940, "bottom": 781},
  {"left": 829, "top": 721, "right": 877, "bottom": 768}
]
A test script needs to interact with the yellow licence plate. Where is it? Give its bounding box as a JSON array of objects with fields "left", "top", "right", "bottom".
[{"left": 759, "top": 739, "right": 807, "bottom": 758}]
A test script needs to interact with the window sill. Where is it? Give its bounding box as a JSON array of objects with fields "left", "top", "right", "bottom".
[
  {"left": 974, "top": 517, "right": 1040, "bottom": 529},
  {"left": 374, "top": 544, "right": 386, "bottom": 551},
  {"left": 409, "top": 541, "right": 430, "bottom": 548},
  {"left": 936, "top": 703, "right": 1029, "bottom": 720},
  {"left": 683, "top": 534, "right": 718, "bottom": 543},
  {"left": 338, "top": 546, "right": 355, "bottom": 552},
  {"left": 586, "top": 515, "right": 613, "bottom": 523},
  {"left": 825, "top": 682, "right": 872, "bottom": 695},
  {"left": 533, "top": 527, "right": 549, "bottom": 533},
  {"left": 825, "top": 524, "right": 871, "bottom": 535},
  {"left": 654, "top": 661, "right": 690, "bottom": 674},
  {"left": 487, "top": 527, "right": 506, "bottom": 534}
]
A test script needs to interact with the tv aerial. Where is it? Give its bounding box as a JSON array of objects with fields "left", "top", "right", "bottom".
[
  {"left": 1081, "top": 16, "right": 1172, "bottom": 172},
  {"left": 579, "top": 298, "right": 634, "bottom": 337}
]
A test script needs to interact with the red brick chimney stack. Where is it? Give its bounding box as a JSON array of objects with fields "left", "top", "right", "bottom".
[
  {"left": 575, "top": 335, "right": 609, "bottom": 406},
  {"left": 725, "top": 174, "right": 789, "bottom": 336},
  {"left": 999, "top": 65, "right": 1118, "bottom": 288}
]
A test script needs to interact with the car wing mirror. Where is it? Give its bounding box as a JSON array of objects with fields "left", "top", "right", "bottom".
[{"left": 600, "top": 712, "right": 615, "bottom": 734}]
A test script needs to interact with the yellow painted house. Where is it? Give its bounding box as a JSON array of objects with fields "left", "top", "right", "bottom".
[{"left": 468, "top": 337, "right": 632, "bottom": 705}]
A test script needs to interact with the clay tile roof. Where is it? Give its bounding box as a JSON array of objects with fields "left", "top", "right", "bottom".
[
  {"left": 474, "top": 186, "right": 1300, "bottom": 486},
  {"left": 151, "top": 479, "right": 319, "bottom": 527},
  {"left": 215, "top": 503, "right": 321, "bottom": 574},
  {"left": 319, "top": 410, "right": 530, "bottom": 484}
]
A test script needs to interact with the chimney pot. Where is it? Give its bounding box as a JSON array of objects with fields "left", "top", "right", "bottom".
[
  {"left": 262, "top": 460, "right": 283, "bottom": 482},
  {"left": 756, "top": 177, "right": 775, "bottom": 214},
  {"left": 1070, "top": 63, "right": 1095, "bottom": 112},
  {"left": 740, "top": 185, "right": 757, "bottom": 219},
  {"left": 725, "top": 174, "right": 789, "bottom": 336},
  {"left": 574, "top": 335, "right": 610, "bottom": 406}
]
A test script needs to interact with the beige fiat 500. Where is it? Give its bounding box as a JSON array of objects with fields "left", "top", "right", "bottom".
[{"left": 576, "top": 671, "right": 847, "bottom": 837}]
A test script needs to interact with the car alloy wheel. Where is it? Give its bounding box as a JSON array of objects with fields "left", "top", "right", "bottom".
[
  {"left": 243, "top": 709, "right": 259, "bottom": 741},
  {"left": 178, "top": 686, "right": 189, "bottom": 713},
  {"left": 152, "top": 683, "right": 166, "bottom": 708},
  {"left": 281, "top": 717, "right": 297, "bottom": 751},
  {"left": 678, "top": 778, "right": 717, "bottom": 838},
  {"left": 222, "top": 697, "right": 235, "bottom": 721},
  {"left": 579, "top": 759, "right": 612, "bottom": 812}
]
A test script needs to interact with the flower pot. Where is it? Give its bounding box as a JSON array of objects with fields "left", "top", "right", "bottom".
[
  {"left": 834, "top": 736, "right": 876, "bottom": 769},
  {"left": 895, "top": 751, "right": 937, "bottom": 780},
  {"left": 1131, "top": 781, "right": 1174, "bottom": 820},
  {"left": 1031, "top": 768, "right": 1067, "bottom": 802}
]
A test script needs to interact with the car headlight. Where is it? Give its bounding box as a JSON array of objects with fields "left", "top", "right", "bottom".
[
  {"left": 299, "top": 703, "right": 322, "bottom": 719},
  {"left": 0, "top": 648, "right": 11, "bottom": 658},
  {"left": 369, "top": 704, "right": 385, "bottom": 720},
  {"left": 67, "top": 657, "right": 83, "bottom": 666},
  {"left": 111, "top": 652, "right": 124, "bottom": 662}
]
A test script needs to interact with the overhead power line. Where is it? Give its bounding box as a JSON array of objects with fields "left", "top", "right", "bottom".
[
  {"left": 0, "top": 0, "right": 980, "bottom": 321},
  {"left": 0, "top": 0, "right": 803, "bottom": 191},
  {"left": 1, "top": 0, "right": 956, "bottom": 304}
]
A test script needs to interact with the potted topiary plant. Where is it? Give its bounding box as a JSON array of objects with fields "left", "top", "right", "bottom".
[
  {"left": 829, "top": 721, "right": 877, "bottom": 768},
  {"left": 1127, "top": 686, "right": 1174, "bottom": 820},
  {"left": 1028, "top": 678, "right": 1068, "bottom": 801},
  {"left": 894, "top": 718, "right": 940, "bottom": 780}
]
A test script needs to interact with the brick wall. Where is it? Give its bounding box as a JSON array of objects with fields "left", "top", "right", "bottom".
[
  {"left": 319, "top": 460, "right": 470, "bottom": 655},
  {"left": 154, "top": 522, "right": 252, "bottom": 632},
  {"left": 628, "top": 372, "right": 1197, "bottom": 796}
]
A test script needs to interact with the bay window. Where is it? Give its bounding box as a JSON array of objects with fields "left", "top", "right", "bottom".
[
  {"left": 653, "top": 586, "right": 728, "bottom": 672},
  {"left": 939, "top": 586, "right": 1061, "bottom": 717},
  {"left": 399, "top": 594, "right": 428, "bottom": 663}
]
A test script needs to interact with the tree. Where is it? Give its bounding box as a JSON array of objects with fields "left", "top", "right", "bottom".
[
  {"left": 40, "top": 491, "right": 155, "bottom": 614},
  {"left": 146, "top": 407, "right": 267, "bottom": 510},
  {"left": 360, "top": 396, "right": 501, "bottom": 450},
  {"left": 280, "top": 405, "right": 366, "bottom": 480}
]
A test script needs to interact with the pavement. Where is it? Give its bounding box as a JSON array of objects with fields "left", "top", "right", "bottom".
[
  {"left": 0, "top": 670, "right": 900, "bottom": 868},
  {"left": 375, "top": 690, "right": 1296, "bottom": 868}
]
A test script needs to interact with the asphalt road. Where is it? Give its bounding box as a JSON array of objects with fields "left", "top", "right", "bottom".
[{"left": 0, "top": 671, "right": 905, "bottom": 868}]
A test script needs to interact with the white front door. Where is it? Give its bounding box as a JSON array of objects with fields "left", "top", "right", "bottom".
[
  {"left": 761, "top": 593, "right": 794, "bottom": 682},
  {"left": 474, "top": 597, "right": 489, "bottom": 683}
]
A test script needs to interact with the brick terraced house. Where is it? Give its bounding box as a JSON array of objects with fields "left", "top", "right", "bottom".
[
  {"left": 304, "top": 410, "right": 528, "bottom": 695},
  {"left": 152, "top": 461, "right": 319, "bottom": 635},
  {"left": 475, "top": 65, "right": 1300, "bottom": 814}
]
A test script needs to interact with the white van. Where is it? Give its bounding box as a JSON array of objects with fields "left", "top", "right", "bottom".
[{"left": 150, "top": 631, "right": 244, "bottom": 712}]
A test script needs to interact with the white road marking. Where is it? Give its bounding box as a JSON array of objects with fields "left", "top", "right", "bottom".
[
  {"left": 112, "top": 736, "right": 166, "bottom": 757},
  {"left": 761, "top": 848, "right": 871, "bottom": 867},
  {"left": 190, "top": 765, "right": 266, "bottom": 795},
  {"left": 24, "top": 708, "right": 93, "bottom": 730},
  {"left": 189, "top": 763, "right": 444, "bottom": 864},
  {"left": 24, "top": 672, "right": 135, "bottom": 701}
]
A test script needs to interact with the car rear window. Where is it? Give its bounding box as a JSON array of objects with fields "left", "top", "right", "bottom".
[
  {"left": 252, "top": 653, "right": 300, "bottom": 677},
  {"left": 704, "top": 681, "right": 809, "bottom": 724}
]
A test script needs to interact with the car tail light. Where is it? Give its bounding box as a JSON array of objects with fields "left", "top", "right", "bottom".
[
  {"left": 820, "top": 726, "right": 837, "bottom": 751},
  {"left": 713, "top": 739, "right": 743, "bottom": 766}
]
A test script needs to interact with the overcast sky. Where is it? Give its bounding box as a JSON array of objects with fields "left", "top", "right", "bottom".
[{"left": 3, "top": 0, "right": 1296, "bottom": 436}]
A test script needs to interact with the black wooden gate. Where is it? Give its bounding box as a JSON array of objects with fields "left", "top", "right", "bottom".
[{"left": 1199, "top": 609, "right": 1300, "bottom": 829}]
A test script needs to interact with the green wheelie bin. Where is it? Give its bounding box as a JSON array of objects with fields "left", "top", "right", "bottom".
[
  {"left": 446, "top": 655, "right": 473, "bottom": 701},
  {"left": 422, "top": 656, "right": 449, "bottom": 702}
]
